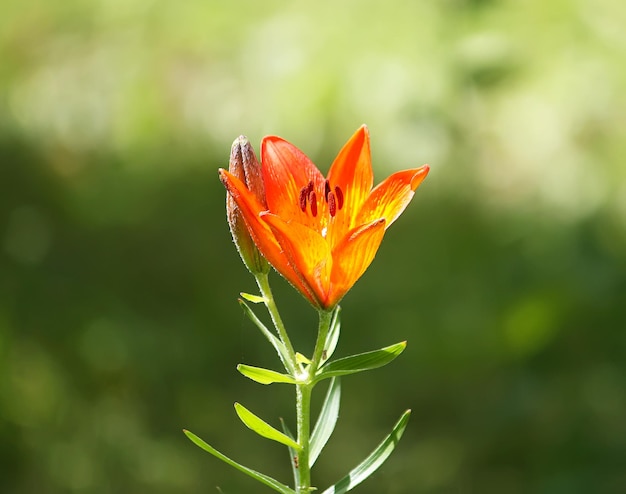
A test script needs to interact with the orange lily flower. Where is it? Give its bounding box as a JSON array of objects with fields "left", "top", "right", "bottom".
[{"left": 219, "top": 125, "right": 429, "bottom": 310}]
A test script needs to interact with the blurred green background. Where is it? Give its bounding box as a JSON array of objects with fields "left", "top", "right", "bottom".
[{"left": 1, "top": 0, "right": 626, "bottom": 492}]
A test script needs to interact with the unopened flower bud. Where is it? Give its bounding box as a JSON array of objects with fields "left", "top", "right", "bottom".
[{"left": 226, "top": 136, "right": 270, "bottom": 274}]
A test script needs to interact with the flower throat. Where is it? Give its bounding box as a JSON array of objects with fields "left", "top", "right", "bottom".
[{"left": 298, "top": 179, "right": 345, "bottom": 217}]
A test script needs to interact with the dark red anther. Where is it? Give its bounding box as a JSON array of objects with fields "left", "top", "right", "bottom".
[
  {"left": 299, "top": 180, "right": 315, "bottom": 213},
  {"left": 328, "top": 191, "right": 336, "bottom": 217},
  {"left": 309, "top": 190, "right": 318, "bottom": 216},
  {"left": 299, "top": 185, "right": 308, "bottom": 212},
  {"left": 324, "top": 180, "right": 331, "bottom": 202},
  {"left": 335, "top": 186, "right": 344, "bottom": 210}
]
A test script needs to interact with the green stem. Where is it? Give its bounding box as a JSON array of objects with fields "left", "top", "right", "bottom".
[
  {"left": 295, "top": 383, "right": 313, "bottom": 491},
  {"left": 255, "top": 272, "right": 297, "bottom": 374},
  {"left": 295, "top": 308, "right": 334, "bottom": 492},
  {"left": 253, "top": 272, "right": 335, "bottom": 492},
  {"left": 310, "top": 309, "right": 334, "bottom": 376}
]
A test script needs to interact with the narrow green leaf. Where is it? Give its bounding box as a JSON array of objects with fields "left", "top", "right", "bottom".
[
  {"left": 235, "top": 402, "right": 301, "bottom": 451},
  {"left": 240, "top": 292, "right": 266, "bottom": 303},
  {"left": 310, "top": 377, "right": 341, "bottom": 467},
  {"left": 239, "top": 299, "right": 293, "bottom": 373},
  {"left": 183, "top": 429, "right": 296, "bottom": 494},
  {"left": 315, "top": 342, "right": 407, "bottom": 382},
  {"left": 321, "top": 306, "right": 341, "bottom": 365},
  {"left": 237, "top": 364, "right": 297, "bottom": 385},
  {"left": 320, "top": 410, "right": 411, "bottom": 494},
  {"left": 280, "top": 418, "right": 299, "bottom": 488}
]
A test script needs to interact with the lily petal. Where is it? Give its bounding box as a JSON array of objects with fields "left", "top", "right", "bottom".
[
  {"left": 261, "top": 136, "right": 326, "bottom": 227},
  {"left": 329, "top": 219, "right": 387, "bottom": 307},
  {"left": 356, "top": 165, "right": 430, "bottom": 228},
  {"left": 261, "top": 212, "right": 332, "bottom": 307},
  {"left": 327, "top": 125, "right": 374, "bottom": 218},
  {"left": 325, "top": 125, "right": 375, "bottom": 249}
]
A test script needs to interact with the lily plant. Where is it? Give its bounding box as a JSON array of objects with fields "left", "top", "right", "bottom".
[{"left": 185, "top": 125, "right": 430, "bottom": 493}]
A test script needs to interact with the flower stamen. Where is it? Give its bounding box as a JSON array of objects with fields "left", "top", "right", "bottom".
[
  {"left": 324, "top": 180, "right": 331, "bottom": 202},
  {"left": 299, "top": 187, "right": 307, "bottom": 212},
  {"left": 322, "top": 181, "right": 345, "bottom": 217},
  {"left": 309, "top": 190, "right": 318, "bottom": 217},
  {"left": 335, "top": 186, "right": 344, "bottom": 210},
  {"left": 328, "top": 191, "right": 337, "bottom": 217},
  {"left": 299, "top": 181, "right": 315, "bottom": 214}
]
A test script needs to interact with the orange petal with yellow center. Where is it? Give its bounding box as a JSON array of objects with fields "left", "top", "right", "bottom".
[
  {"left": 326, "top": 125, "right": 374, "bottom": 218},
  {"left": 356, "top": 165, "right": 430, "bottom": 228},
  {"left": 328, "top": 218, "right": 387, "bottom": 307},
  {"left": 324, "top": 125, "right": 375, "bottom": 249},
  {"left": 261, "top": 212, "right": 332, "bottom": 308}
]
